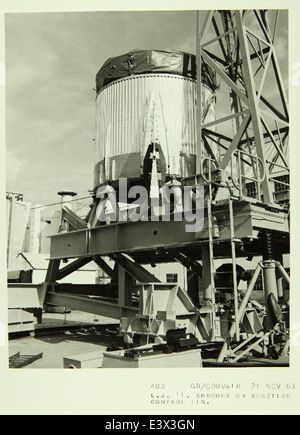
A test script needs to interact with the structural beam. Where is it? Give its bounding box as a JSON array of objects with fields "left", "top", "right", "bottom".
[
  {"left": 45, "top": 259, "right": 61, "bottom": 283},
  {"left": 166, "top": 249, "right": 203, "bottom": 277},
  {"left": 49, "top": 201, "right": 289, "bottom": 260},
  {"left": 46, "top": 292, "right": 138, "bottom": 320},
  {"left": 93, "top": 255, "right": 118, "bottom": 282},
  {"left": 61, "top": 207, "right": 88, "bottom": 230},
  {"left": 56, "top": 257, "right": 93, "bottom": 281},
  {"left": 113, "top": 253, "right": 161, "bottom": 283},
  {"left": 219, "top": 113, "right": 251, "bottom": 170},
  {"left": 55, "top": 283, "right": 117, "bottom": 297}
]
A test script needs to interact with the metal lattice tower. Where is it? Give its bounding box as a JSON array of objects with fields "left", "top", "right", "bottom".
[{"left": 196, "top": 10, "right": 289, "bottom": 205}]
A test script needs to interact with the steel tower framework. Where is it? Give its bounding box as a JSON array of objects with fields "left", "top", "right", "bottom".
[{"left": 196, "top": 10, "right": 289, "bottom": 203}]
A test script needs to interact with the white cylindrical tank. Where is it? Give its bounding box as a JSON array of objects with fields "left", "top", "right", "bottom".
[{"left": 94, "top": 50, "right": 216, "bottom": 189}]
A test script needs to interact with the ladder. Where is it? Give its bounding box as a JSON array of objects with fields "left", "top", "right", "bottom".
[
  {"left": 207, "top": 193, "right": 240, "bottom": 341},
  {"left": 206, "top": 184, "right": 217, "bottom": 340},
  {"left": 202, "top": 154, "right": 241, "bottom": 340},
  {"left": 228, "top": 197, "right": 240, "bottom": 341}
]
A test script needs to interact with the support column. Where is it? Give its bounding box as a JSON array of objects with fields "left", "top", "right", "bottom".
[
  {"left": 57, "top": 190, "right": 77, "bottom": 231},
  {"left": 118, "top": 265, "right": 134, "bottom": 310},
  {"left": 263, "top": 261, "right": 278, "bottom": 330},
  {"left": 45, "top": 259, "right": 61, "bottom": 283},
  {"left": 262, "top": 231, "right": 279, "bottom": 330},
  {"left": 275, "top": 253, "right": 284, "bottom": 300},
  {"left": 187, "top": 271, "right": 200, "bottom": 307},
  {"left": 202, "top": 243, "right": 213, "bottom": 301}
]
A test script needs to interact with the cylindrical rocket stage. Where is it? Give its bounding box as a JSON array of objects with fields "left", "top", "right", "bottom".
[{"left": 93, "top": 50, "right": 217, "bottom": 190}]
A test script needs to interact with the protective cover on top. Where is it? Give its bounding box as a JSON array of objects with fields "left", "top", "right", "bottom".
[{"left": 96, "top": 49, "right": 217, "bottom": 93}]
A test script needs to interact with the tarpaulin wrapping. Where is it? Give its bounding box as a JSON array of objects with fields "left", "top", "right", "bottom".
[{"left": 96, "top": 49, "right": 217, "bottom": 93}]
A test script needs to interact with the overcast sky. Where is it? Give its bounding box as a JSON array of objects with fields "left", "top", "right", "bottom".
[{"left": 5, "top": 10, "right": 288, "bottom": 206}]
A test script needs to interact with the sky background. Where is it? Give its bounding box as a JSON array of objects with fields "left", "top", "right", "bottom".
[{"left": 5, "top": 10, "right": 288, "bottom": 206}]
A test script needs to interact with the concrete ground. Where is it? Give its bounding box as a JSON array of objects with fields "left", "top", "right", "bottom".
[
  {"left": 9, "top": 307, "right": 289, "bottom": 369},
  {"left": 9, "top": 311, "right": 119, "bottom": 369}
]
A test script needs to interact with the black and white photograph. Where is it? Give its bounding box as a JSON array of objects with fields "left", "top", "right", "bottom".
[{"left": 0, "top": 0, "right": 299, "bottom": 417}]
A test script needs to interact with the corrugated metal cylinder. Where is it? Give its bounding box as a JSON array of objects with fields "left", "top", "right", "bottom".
[{"left": 94, "top": 51, "right": 216, "bottom": 189}]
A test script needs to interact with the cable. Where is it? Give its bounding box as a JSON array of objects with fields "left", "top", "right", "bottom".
[
  {"left": 30, "top": 195, "right": 93, "bottom": 210},
  {"left": 7, "top": 186, "right": 90, "bottom": 194}
]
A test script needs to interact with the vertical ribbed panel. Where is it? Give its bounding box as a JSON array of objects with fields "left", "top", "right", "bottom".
[{"left": 95, "top": 74, "right": 215, "bottom": 183}]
